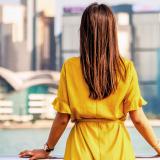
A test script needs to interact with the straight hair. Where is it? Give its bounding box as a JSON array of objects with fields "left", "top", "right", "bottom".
[{"left": 80, "top": 3, "right": 126, "bottom": 100}]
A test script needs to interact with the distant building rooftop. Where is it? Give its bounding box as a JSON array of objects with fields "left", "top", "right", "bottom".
[{"left": 0, "top": 67, "right": 60, "bottom": 91}]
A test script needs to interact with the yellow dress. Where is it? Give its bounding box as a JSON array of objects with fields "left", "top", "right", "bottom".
[{"left": 52, "top": 56, "right": 147, "bottom": 160}]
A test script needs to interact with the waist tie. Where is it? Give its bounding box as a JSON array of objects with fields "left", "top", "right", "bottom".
[{"left": 73, "top": 117, "right": 126, "bottom": 124}]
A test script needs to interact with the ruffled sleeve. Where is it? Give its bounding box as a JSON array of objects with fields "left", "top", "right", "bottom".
[
  {"left": 52, "top": 63, "right": 71, "bottom": 114},
  {"left": 123, "top": 61, "right": 147, "bottom": 114}
]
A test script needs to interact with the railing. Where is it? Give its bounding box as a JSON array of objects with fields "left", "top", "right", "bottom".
[
  {"left": 136, "top": 156, "right": 160, "bottom": 159},
  {"left": 0, "top": 157, "right": 63, "bottom": 160},
  {"left": 0, "top": 156, "right": 160, "bottom": 160}
]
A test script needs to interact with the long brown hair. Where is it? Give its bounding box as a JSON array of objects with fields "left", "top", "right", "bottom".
[{"left": 80, "top": 3, "right": 126, "bottom": 100}]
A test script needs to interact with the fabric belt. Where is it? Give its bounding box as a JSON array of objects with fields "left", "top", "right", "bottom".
[{"left": 73, "top": 117, "right": 126, "bottom": 123}]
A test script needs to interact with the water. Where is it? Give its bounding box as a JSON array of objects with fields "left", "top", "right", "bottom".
[{"left": 0, "top": 127, "right": 159, "bottom": 157}]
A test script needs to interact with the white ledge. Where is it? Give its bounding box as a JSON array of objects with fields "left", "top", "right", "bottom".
[{"left": 0, "top": 156, "right": 160, "bottom": 160}]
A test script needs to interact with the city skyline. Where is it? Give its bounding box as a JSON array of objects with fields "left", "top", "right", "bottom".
[{"left": 0, "top": 0, "right": 160, "bottom": 35}]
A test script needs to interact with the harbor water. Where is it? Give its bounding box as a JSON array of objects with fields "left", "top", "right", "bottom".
[{"left": 0, "top": 127, "right": 160, "bottom": 157}]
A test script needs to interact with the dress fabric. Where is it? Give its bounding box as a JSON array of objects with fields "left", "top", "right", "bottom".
[{"left": 52, "top": 56, "right": 147, "bottom": 160}]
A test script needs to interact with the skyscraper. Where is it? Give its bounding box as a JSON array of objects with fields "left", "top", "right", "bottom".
[{"left": 21, "top": 0, "right": 56, "bottom": 71}]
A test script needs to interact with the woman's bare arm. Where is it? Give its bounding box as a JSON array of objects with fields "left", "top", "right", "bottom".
[
  {"left": 129, "top": 108, "right": 160, "bottom": 155},
  {"left": 19, "top": 112, "right": 70, "bottom": 160},
  {"left": 47, "top": 112, "right": 70, "bottom": 148}
]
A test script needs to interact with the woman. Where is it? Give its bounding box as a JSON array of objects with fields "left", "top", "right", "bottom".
[{"left": 19, "top": 3, "right": 160, "bottom": 160}]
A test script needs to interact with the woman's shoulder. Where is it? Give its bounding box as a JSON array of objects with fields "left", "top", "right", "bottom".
[
  {"left": 121, "top": 57, "right": 133, "bottom": 67},
  {"left": 62, "top": 56, "right": 81, "bottom": 73},
  {"left": 121, "top": 57, "right": 137, "bottom": 80},
  {"left": 121, "top": 57, "right": 136, "bottom": 74},
  {"left": 64, "top": 56, "right": 80, "bottom": 66}
]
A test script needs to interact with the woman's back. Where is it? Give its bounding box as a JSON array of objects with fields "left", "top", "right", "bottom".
[
  {"left": 53, "top": 56, "right": 146, "bottom": 121},
  {"left": 52, "top": 56, "right": 147, "bottom": 160}
]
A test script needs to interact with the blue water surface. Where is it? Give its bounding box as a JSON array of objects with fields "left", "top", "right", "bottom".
[{"left": 0, "top": 127, "right": 159, "bottom": 157}]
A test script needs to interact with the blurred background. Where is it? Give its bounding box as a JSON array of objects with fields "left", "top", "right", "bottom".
[{"left": 0, "top": 0, "right": 160, "bottom": 158}]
